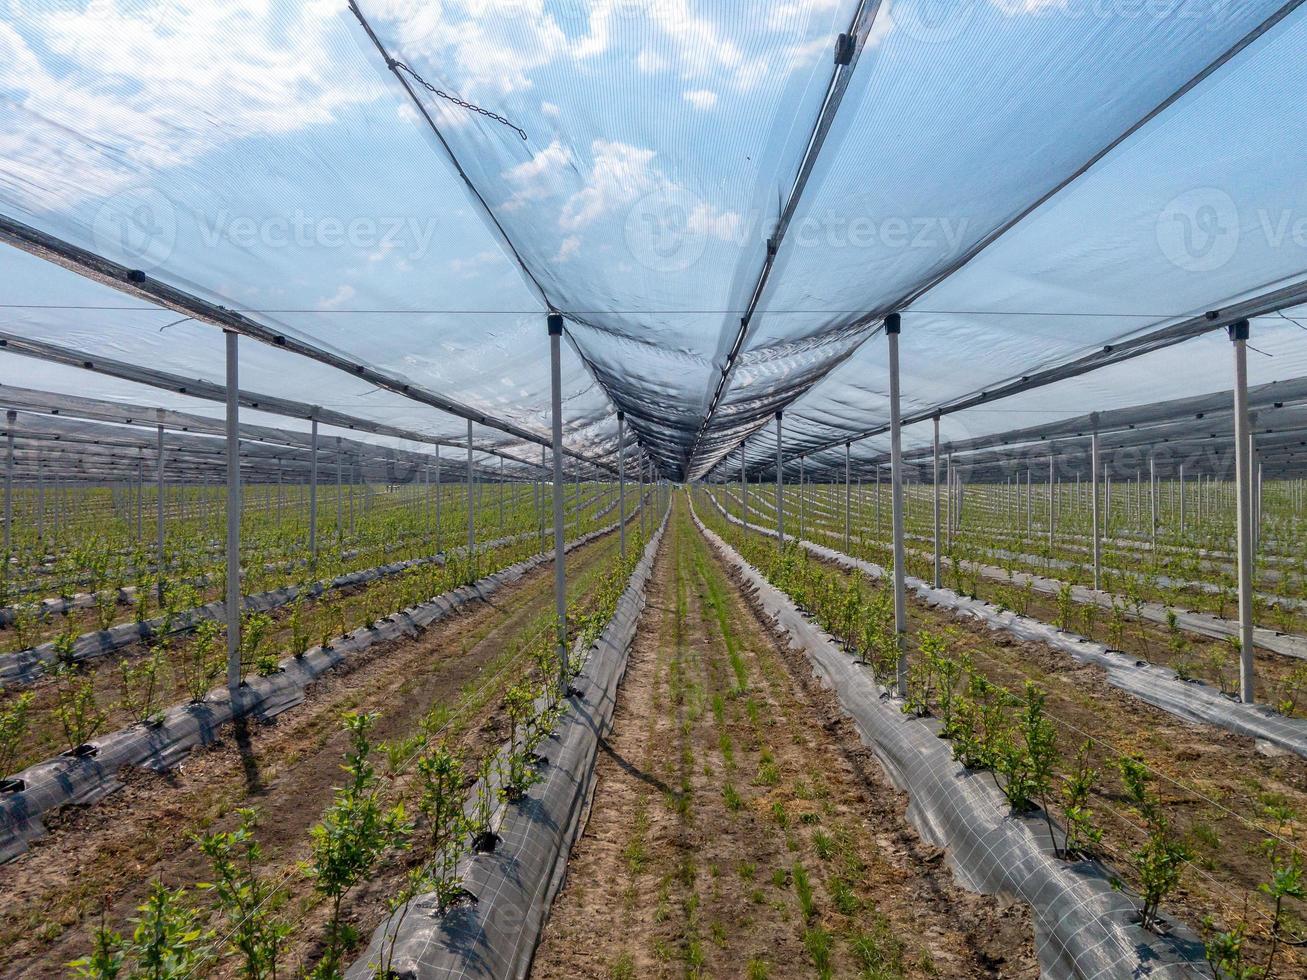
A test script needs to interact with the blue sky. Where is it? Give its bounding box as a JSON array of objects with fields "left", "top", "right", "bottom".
[{"left": 1, "top": 0, "right": 1304, "bottom": 477}]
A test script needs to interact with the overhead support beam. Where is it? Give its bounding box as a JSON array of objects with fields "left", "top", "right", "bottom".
[
  {"left": 1230, "top": 319, "right": 1257, "bottom": 703},
  {"left": 0, "top": 216, "right": 624, "bottom": 472},
  {"left": 684, "top": 0, "right": 888, "bottom": 477},
  {"left": 887, "top": 314, "right": 907, "bottom": 698}
]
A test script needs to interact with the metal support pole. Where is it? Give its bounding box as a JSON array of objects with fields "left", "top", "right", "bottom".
[
  {"left": 1047, "top": 455, "right": 1054, "bottom": 551},
  {"left": 435, "top": 444, "right": 442, "bottom": 552},
  {"left": 1091, "top": 425, "right": 1101, "bottom": 592},
  {"left": 224, "top": 331, "right": 242, "bottom": 694},
  {"left": 1180, "top": 463, "right": 1186, "bottom": 532},
  {"left": 618, "top": 411, "right": 626, "bottom": 559},
  {"left": 467, "top": 419, "right": 475, "bottom": 559},
  {"left": 156, "top": 423, "right": 165, "bottom": 602},
  {"left": 335, "top": 436, "right": 343, "bottom": 544},
  {"left": 1230, "top": 319, "right": 1256, "bottom": 703},
  {"left": 499, "top": 455, "right": 505, "bottom": 530},
  {"left": 548, "top": 314, "right": 568, "bottom": 693},
  {"left": 799, "top": 455, "right": 805, "bottom": 541},
  {"left": 1149, "top": 457, "right": 1157, "bottom": 555},
  {"left": 775, "top": 411, "right": 784, "bottom": 544},
  {"left": 932, "top": 417, "right": 941, "bottom": 588},
  {"left": 844, "top": 440, "right": 852, "bottom": 554},
  {"left": 4, "top": 410, "right": 13, "bottom": 558},
  {"left": 308, "top": 418, "right": 318, "bottom": 565},
  {"left": 741, "top": 451, "right": 749, "bottom": 535},
  {"left": 887, "top": 314, "right": 908, "bottom": 697}
]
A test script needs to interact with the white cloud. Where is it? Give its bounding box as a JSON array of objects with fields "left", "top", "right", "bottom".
[
  {"left": 635, "top": 48, "right": 668, "bottom": 73},
  {"left": 683, "top": 89, "right": 718, "bottom": 110},
  {"left": 688, "top": 203, "right": 745, "bottom": 243},
  {"left": 448, "top": 248, "right": 501, "bottom": 275},
  {"left": 0, "top": 2, "right": 381, "bottom": 210},
  {"left": 554, "top": 235, "right": 581, "bottom": 263},
  {"left": 502, "top": 140, "right": 574, "bottom": 210},
  {"left": 560, "top": 140, "right": 657, "bottom": 230},
  {"left": 318, "top": 284, "right": 356, "bottom": 310}
]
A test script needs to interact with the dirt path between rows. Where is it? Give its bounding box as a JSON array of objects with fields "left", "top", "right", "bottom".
[
  {"left": 0, "top": 530, "right": 624, "bottom": 978},
  {"left": 532, "top": 499, "right": 1035, "bottom": 979}
]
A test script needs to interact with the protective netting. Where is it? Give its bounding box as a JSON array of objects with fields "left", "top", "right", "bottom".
[{"left": 4, "top": 2, "right": 1307, "bottom": 479}]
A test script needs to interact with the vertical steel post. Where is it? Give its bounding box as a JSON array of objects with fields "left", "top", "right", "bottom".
[
  {"left": 886, "top": 314, "right": 908, "bottom": 697},
  {"left": 798, "top": 455, "right": 805, "bottom": 541},
  {"left": 156, "top": 422, "right": 165, "bottom": 602},
  {"left": 548, "top": 314, "right": 568, "bottom": 693},
  {"left": 932, "top": 416, "right": 941, "bottom": 588},
  {"left": 308, "top": 418, "right": 318, "bottom": 565},
  {"left": 1047, "top": 455, "right": 1055, "bottom": 551},
  {"left": 1230, "top": 320, "right": 1257, "bottom": 702},
  {"left": 845, "top": 440, "right": 852, "bottom": 554},
  {"left": 1180, "top": 462, "right": 1186, "bottom": 532},
  {"left": 4, "top": 410, "right": 14, "bottom": 558},
  {"left": 1091, "top": 426, "right": 1101, "bottom": 591},
  {"left": 775, "top": 411, "right": 784, "bottom": 544},
  {"left": 618, "top": 411, "right": 626, "bottom": 559},
  {"left": 499, "top": 455, "right": 505, "bottom": 530},
  {"left": 467, "top": 419, "right": 475, "bottom": 559},
  {"left": 36, "top": 450, "right": 44, "bottom": 545},
  {"left": 335, "top": 436, "right": 343, "bottom": 544},
  {"left": 435, "top": 443, "right": 442, "bottom": 552},
  {"left": 136, "top": 451, "right": 143, "bottom": 541},
  {"left": 224, "top": 331, "right": 242, "bottom": 694},
  {"left": 741, "top": 451, "right": 749, "bottom": 535}
]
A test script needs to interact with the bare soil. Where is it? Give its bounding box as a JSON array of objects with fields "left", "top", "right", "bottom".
[
  {"left": 531, "top": 500, "right": 1035, "bottom": 979},
  {"left": 0, "top": 529, "right": 623, "bottom": 978}
]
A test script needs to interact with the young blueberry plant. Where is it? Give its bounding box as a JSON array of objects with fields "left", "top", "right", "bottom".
[
  {"left": 304, "top": 711, "right": 409, "bottom": 978},
  {"left": 196, "top": 808, "right": 290, "bottom": 980}
]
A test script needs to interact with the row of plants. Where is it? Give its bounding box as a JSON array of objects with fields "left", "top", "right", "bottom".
[
  {"left": 0, "top": 482, "right": 614, "bottom": 654},
  {"left": 697, "top": 492, "right": 1305, "bottom": 979},
  {"left": 728, "top": 486, "right": 1307, "bottom": 717},
  {"left": 64, "top": 519, "right": 652, "bottom": 979},
  {"left": 0, "top": 492, "right": 632, "bottom": 778}
]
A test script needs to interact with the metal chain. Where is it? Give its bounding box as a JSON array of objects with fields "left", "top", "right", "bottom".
[{"left": 389, "top": 60, "right": 527, "bottom": 141}]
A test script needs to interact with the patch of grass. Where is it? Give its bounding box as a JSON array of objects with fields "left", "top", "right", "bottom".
[
  {"left": 747, "top": 956, "right": 770, "bottom": 979},
  {"left": 771, "top": 867, "right": 789, "bottom": 889},
  {"left": 723, "top": 783, "right": 744, "bottom": 811},
  {"left": 805, "top": 926, "right": 834, "bottom": 978},
  {"left": 831, "top": 877, "right": 861, "bottom": 916},
  {"left": 793, "top": 862, "right": 816, "bottom": 921},
  {"left": 772, "top": 801, "right": 789, "bottom": 828},
  {"left": 609, "top": 950, "right": 635, "bottom": 980},
  {"left": 738, "top": 861, "right": 756, "bottom": 881},
  {"left": 849, "top": 916, "right": 907, "bottom": 979},
  {"left": 813, "top": 830, "right": 834, "bottom": 860}
]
